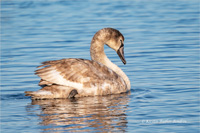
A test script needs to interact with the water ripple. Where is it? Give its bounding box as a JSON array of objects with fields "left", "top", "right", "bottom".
[{"left": 1, "top": 0, "right": 199, "bottom": 132}]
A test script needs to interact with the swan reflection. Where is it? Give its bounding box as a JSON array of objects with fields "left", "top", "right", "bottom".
[{"left": 26, "top": 92, "right": 130, "bottom": 132}]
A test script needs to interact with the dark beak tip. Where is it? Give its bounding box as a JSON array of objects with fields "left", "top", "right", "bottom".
[{"left": 123, "top": 60, "right": 126, "bottom": 65}]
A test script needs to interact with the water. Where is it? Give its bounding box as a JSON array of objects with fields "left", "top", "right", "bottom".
[{"left": 1, "top": 0, "right": 199, "bottom": 132}]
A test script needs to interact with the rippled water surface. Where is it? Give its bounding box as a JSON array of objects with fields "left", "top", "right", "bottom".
[{"left": 1, "top": 0, "right": 199, "bottom": 132}]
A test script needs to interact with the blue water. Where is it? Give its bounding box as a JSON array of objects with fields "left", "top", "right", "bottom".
[{"left": 1, "top": 0, "right": 199, "bottom": 132}]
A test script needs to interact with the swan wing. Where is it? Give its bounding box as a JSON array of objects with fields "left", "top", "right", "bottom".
[{"left": 35, "top": 58, "right": 127, "bottom": 95}]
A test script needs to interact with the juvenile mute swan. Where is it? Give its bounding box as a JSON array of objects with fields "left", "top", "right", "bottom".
[{"left": 25, "top": 28, "right": 131, "bottom": 99}]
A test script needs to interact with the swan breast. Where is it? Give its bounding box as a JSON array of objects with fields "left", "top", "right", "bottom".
[{"left": 35, "top": 58, "right": 128, "bottom": 96}]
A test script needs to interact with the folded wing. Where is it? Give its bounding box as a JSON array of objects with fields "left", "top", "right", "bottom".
[{"left": 35, "top": 58, "right": 127, "bottom": 96}]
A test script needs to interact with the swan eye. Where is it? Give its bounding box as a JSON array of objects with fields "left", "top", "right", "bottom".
[{"left": 120, "top": 40, "right": 124, "bottom": 47}]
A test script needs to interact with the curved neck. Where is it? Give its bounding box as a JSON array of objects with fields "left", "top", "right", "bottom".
[{"left": 90, "top": 40, "right": 131, "bottom": 90}]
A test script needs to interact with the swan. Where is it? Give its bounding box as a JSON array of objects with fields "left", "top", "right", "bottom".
[{"left": 25, "top": 28, "right": 131, "bottom": 99}]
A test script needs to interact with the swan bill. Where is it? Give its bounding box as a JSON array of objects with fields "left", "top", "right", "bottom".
[{"left": 117, "top": 45, "right": 126, "bottom": 65}]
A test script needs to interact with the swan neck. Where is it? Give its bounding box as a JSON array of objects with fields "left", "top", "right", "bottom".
[
  {"left": 90, "top": 41, "right": 106, "bottom": 64},
  {"left": 104, "top": 57, "right": 131, "bottom": 90},
  {"left": 90, "top": 41, "right": 131, "bottom": 90}
]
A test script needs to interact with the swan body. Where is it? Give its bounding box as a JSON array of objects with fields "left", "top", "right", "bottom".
[{"left": 25, "top": 28, "right": 131, "bottom": 99}]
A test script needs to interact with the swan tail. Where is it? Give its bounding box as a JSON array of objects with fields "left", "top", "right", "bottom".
[{"left": 25, "top": 85, "right": 78, "bottom": 99}]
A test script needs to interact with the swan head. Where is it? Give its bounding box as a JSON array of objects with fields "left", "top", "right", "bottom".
[
  {"left": 103, "top": 28, "right": 126, "bottom": 65},
  {"left": 91, "top": 28, "right": 126, "bottom": 64}
]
